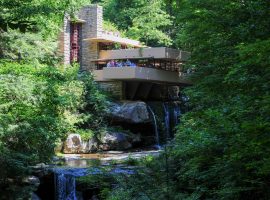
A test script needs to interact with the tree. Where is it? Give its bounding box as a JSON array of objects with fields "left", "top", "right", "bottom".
[
  {"left": 102, "top": 0, "right": 172, "bottom": 46},
  {"left": 105, "top": 0, "right": 270, "bottom": 199},
  {"left": 0, "top": 0, "right": 90, "bottom": 37},
  {"left": 172, "top": 0, "right": 270, "bottom": 199},
  {"left": 0, "top": 0, "right": 108, "bottom": 198},
  {"left": 127, "top": 0, "right": 172, "bottom": 46}
]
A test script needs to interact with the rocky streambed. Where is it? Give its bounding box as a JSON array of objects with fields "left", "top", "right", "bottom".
[
  {"left": 34, "top": 148, "right": 160, "bottom": 200},
  {"left": 61, "top": 100, "right": 183, "bottom": 154},
  {"left": 32, "top": 100, "right": 183, "bottom": 200}
]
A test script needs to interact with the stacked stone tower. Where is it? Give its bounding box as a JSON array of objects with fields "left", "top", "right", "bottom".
[{"left": 62, "top": 5, "right": 103, "bottom": 70}]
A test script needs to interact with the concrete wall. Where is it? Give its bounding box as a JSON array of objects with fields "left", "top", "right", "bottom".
[
  {"left": 93, "top": 67, "right": 191, "bottom": 84},
  {"left": 99, "top": 47, "right": 190, "bottom": 61}
]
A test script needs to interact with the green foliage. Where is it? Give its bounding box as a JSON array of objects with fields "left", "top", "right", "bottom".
[
  {"left": 103, "top": 20, "right": 125, "bottom": 37},
  {"left": 102, "top": 0, "right": 144, "bottom": 30},
  {"left": 77, "top": 129, "right": 95, "bottom": 140},
  {"left": 0, "top": 63, "right": 77, "bottom": 182},
  {"left": 0, "top": 29, "right": 60, "bottom": 64},
  {"left": 107, "top": 151, "right": 174, "bottom": 200},
  {"left": 0, "top": 62, "right": 108, "bottom": 198},
  {"left": 170, "top": 0, "right": 270, "bottom": 199},
  {"left": 0, "top": 1, "right": 269, "bottom": 199},
  {"left": 102, "top": 0, "right": 172, "bottom": 46},
  {"left": 126, "top": 0, "right": 172, "bottom": 46},
  {"left": 105, "top": 0, "right": 270, "bottom": 199},
  {"left": 0, "top": 0, "right": 108, "bottom": 198},
  {"left": 122, "top": 156, "right": 139, "bottom": 166},
  {"left": 79, "top": 72, "right": 108, "bottom": 130},
  {"left": 77, "top": 172, "right": 115, "bottom": 199},
  {"left": 0, "top": 0, "right": 90, "bottom": 36}
]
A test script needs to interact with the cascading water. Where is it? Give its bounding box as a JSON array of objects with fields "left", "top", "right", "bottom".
[
  {"left": 52, "top": 167, "right": 134, "bottom": 200},
  {"left": 147, "top": 105, "right": 160, "bottom": 149},
  {"left": 163, "top": 102, "right": 182, "bottom": 140},
  {"left": 163, "top": 103, "right": 170, "bottom": 141},
  {"left": 173, "top": 102, "right": 181, "bottom": 127},
  {"left": 55, "top": 173, "right": 76, "bottom": 200},
  {"left": 53, "top": 168, "right": 88, "bottom": 200}
]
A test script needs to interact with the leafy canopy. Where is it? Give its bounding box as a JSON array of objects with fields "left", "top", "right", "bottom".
[{"left": 102, "top": 0, "right": 172, "bottom": 46}]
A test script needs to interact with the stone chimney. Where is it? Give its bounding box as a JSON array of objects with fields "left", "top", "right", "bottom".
[{"left": 62, "top": 5, "right": 103, "bottom": 70}]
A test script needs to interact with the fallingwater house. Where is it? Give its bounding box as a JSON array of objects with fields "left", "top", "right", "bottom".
[{"left": 59, "top": 5, "right": 190, "bottom": 101}]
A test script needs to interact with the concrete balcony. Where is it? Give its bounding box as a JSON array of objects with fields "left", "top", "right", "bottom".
[
  {"left": 98, "top": 47, "right": 190, "bottom": 62},
  {"left": 85, "top": 33, "right": 143, "bottom": 47},
  {"left": 93, "top": 67, "right": 190, "bottom": 85}
]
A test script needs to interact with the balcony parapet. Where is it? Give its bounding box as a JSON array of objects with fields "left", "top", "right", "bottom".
[
  {"left": 84, "top": 33, "right": 144, "bottom": 47},
  {"left": 93, "top": 66, "right": 191, "bottom": 85},
  {"left": 97, "top": 47, "right": 190, "bottom": 62}
]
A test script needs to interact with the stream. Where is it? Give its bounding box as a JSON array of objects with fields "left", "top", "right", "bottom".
[
  {"left": 36, "top": 148, "right": 161, "bottom": 200},
  {"left": 36, "top": 101, "right": 182, "bottom": 200}
]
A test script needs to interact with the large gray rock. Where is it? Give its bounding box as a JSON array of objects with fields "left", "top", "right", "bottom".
[
  {"left": 63, "top": 134, "right": 82, "bottom": 153},
  {"left": 63, "top": 134, "right": 98, "bottom": 154},
  {"left": 81, "top": 138, "right": 99, "bottom": 153},
  {"left": 63, "top": 130, "right": 141, "bottom": 153},
  {"left": 100, "top": 131, "right": 141, "bottom": 151},
  {"left": 23, "top": 176, "right": 40, "bottom": 187},
  {"left": 108, "top": 101, "right": 150, "bottom": 123}
]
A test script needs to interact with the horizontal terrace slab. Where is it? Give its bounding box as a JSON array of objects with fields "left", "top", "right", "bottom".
[
  {"left": 85, "top": 33, "right": 143, "bottom": 47},
  {"left": 93, "top": 67, "right": 191, "bottom": 84},
  {"left": 96, "top": 47, "right": 190, "bottom": 62}
]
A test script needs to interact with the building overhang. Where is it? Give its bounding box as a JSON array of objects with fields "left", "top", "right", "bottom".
[
  {"left": 84, "top": 34, "right": 144, "bottom": 48},
  {"left": 70, "top": 18, "right": 86, "bottom": 23},
  {"left": 93, "top": 67, "right": 191, "bottom": 85},
  {"left": 95, "top": 47, "right": 190, "bottom": 62}
]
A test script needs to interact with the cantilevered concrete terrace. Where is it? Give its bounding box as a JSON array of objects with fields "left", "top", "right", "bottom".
[
  {"left": 97, "top": 47, "right": 190, "bottom": 62},
  {"left": 93, "top": 66, "right": 190, "bottom": 84},
  {"left": 62, "top": 5, "right": 191, "bottom": 85},
  {"left": 92, "top": 47, "right": 191, "bottom": 84},
  {"left": 85, "top": 32, "right": 144, "bottom": 48},
  {"left": 61, "top": 4, "right": 191, "bottom": 100}
]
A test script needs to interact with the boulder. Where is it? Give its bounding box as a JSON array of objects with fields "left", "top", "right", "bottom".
[
  {"left": 63, "top": 134, "right": 82, "bottom": 153},
  {"left": 31, "top": 163, "right": 50, "bottom": 177},
  {"left": 100, "top": 131, "right": 141, "bottom": 151},
  {"left": 23, "top": 176, "right": 40, "bottom": 187},
  {"left": 32, "top": 163, "right": 49, "bottom": 169},
  {"left": 81, "top": 138, "right": 99, "bottom": 153},
  {"left": 63, "top": 130, "right": 141, "bottom": 153},
  {"left": 63, "top": 134, "right": 99, "bottom": 154},
  {"left": 107, "top": 101, "right": 150, "bottom": 124}
]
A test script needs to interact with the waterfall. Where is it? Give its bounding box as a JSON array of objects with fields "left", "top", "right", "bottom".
[
  {"left": 163, "top": 103, "right": 170, "bottom": 141},
  {"left": 163, "top": 102, "right": 182, "bottom": 140},
  {"left": 147, "top": 105, "right": 160, "bottom": 149},
  {"left": 51, "top": 167, "right": 135, "bottom": 200},
  {"left": 53, "top": 168, "right": 88, "bottom": 200},
  {"left": 55, "top": 173, "right": 77, "bottom": 200},
  {"left": 173, "top": 102, "right": 181, "bottom": 127}
]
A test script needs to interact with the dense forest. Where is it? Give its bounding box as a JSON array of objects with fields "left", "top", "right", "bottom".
[{"left": 0, "top": 0, "right": 270, "bottom": 199}]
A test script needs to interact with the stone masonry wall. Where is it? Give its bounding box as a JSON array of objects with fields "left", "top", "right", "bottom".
[
  {"left": 98, "top": 81, "right": 124, "bottom": 100},
  {"left": 62, "top": 5, "right": 103, "bottom": 70},
  {"left": 63, "top": 14, "right": 71, "bottom": 65},
  {"left": 57, "top": 31, "right": 64, "bottom": 59},
  {"left": 77, "top": 5, "right": 103, "bottom": 71}
]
